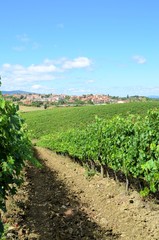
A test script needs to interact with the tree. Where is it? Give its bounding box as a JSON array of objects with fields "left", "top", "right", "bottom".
[
  {"left": 44, "top": 103, "right": 48, "bottom": 109},
  {"left": 87, "top": 99, "right": 94, "bottom": 105},
  {"left": 32, "top": 101, "right": 43, "bottom": 107},
  {"left": 57, "top": 99, "right": 66, "bottom": 105}
]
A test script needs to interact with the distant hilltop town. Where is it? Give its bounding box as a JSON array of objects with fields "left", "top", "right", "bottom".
[{"left": 2, "top": 92, "right": 149, "bottom": 108}]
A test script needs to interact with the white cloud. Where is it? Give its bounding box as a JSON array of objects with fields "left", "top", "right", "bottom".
[
  {"left": 28, "top": 64, "right": 57, "bottom": 73},
  {"left": 2, "top": 64, "right": 27, "bottom": 76},
  {"left": 44, "top": 57, "right": 67, "bottom": 66},
  {"left": 63, "top": 57, "right": 92, "bottom": 69},
  {"left": 0, "top": 62, "right": 56, "bottom": 90},
  {"left": 31, "top": 84, "right": 42, "bottom": 90},
  {"left": 2, "top": 63, "right": 11, "bottom": 69},
  {"left": 133, "top": 55, "right": 146, "bottom": 64},
  {"left": 0, "top": 56, "right": 92, "bottom": 92}
]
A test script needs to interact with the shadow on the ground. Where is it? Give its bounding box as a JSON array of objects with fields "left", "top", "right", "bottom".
[{"left": 22, "top": 149, "right": 120, "bottom": 240}]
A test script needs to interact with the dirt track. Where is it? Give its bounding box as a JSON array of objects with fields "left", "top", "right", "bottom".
[{"left": 4, "top": 146, "right": 159, "bottom": 239}]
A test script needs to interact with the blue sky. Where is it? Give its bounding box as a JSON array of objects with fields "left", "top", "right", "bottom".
[{"left": 0, "top": 0, "right": 159, "bottom": 96}]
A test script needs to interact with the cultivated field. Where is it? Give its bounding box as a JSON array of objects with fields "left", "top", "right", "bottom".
[
  {"left": 5, "top": 101, "right": 158, "bottom": 239},
  {"left": 22, "top": 101, "right": 159, "bottom": 139}
]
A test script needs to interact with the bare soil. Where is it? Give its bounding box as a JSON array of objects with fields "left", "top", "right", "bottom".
[{"left": 3, "top": 146, "right": 159, "bottom": 239}]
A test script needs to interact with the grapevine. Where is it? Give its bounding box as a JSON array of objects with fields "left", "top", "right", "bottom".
[
  {"left": 0, "top": 82, "right": 36, "bottom": 236},
  {"left": 39, "top": 109, "right": 159, "bottom": 197}
]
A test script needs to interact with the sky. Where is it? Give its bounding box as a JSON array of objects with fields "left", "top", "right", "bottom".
[{"left": 0, "top": 0, "right": 159, "bottom": 97}]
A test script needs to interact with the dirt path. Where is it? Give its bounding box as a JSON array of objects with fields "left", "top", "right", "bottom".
[{"left": 4, "top": 147, "right": 159, "bottom": 239}]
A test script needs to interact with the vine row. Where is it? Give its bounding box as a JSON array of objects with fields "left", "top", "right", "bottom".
[{"left": 39, "top": 109, "right": 159, "bottom": 196}]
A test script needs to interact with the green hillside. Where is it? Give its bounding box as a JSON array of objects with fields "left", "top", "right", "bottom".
[{"left": 22, "top": 101, "right": 159, "bottom": 139}]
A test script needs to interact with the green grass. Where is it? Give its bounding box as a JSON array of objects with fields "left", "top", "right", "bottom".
[{"left": 22, "top": 101, "right": 159, "bottom": 139}]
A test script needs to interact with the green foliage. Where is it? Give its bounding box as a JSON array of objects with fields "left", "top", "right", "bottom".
[
  {"left": 22, "top": 101, "right": 159, "bottom": 139},
  {"left": 0, "top": 93, "right": 35, "bottom": 236},
  {"left": 31, "top": 101, "right": 43, "bottom": 107},
  {"left": 44, "top": 103, "right": 48, "bottom": 109},
  {"left": 0, "top": 221, "right": 4, "bottom": 238},
  {"left": 84, "top": 166, "right": 96, "bottom": 179},
  {"left": 38, "top": 109, "right": 159, "bottom": 196},
  {"left": 0, "top": 222, "right": 9, "bottom": 239},
  {"left": 23, "top": 100, "right": 159, "bottom": 195}
]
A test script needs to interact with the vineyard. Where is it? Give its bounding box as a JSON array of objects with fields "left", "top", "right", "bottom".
[
  {"left": 38, "top": 110, "right": 159, "bottom": 196},
  {"left": 22, "top": 101, "right": 159, "bottom": 139},
  {"left": 21, "top": 101, "right": 159, "bottom": 196},
  {"left": 1, "top": 101, "right": 159, "bottom": 238}
]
